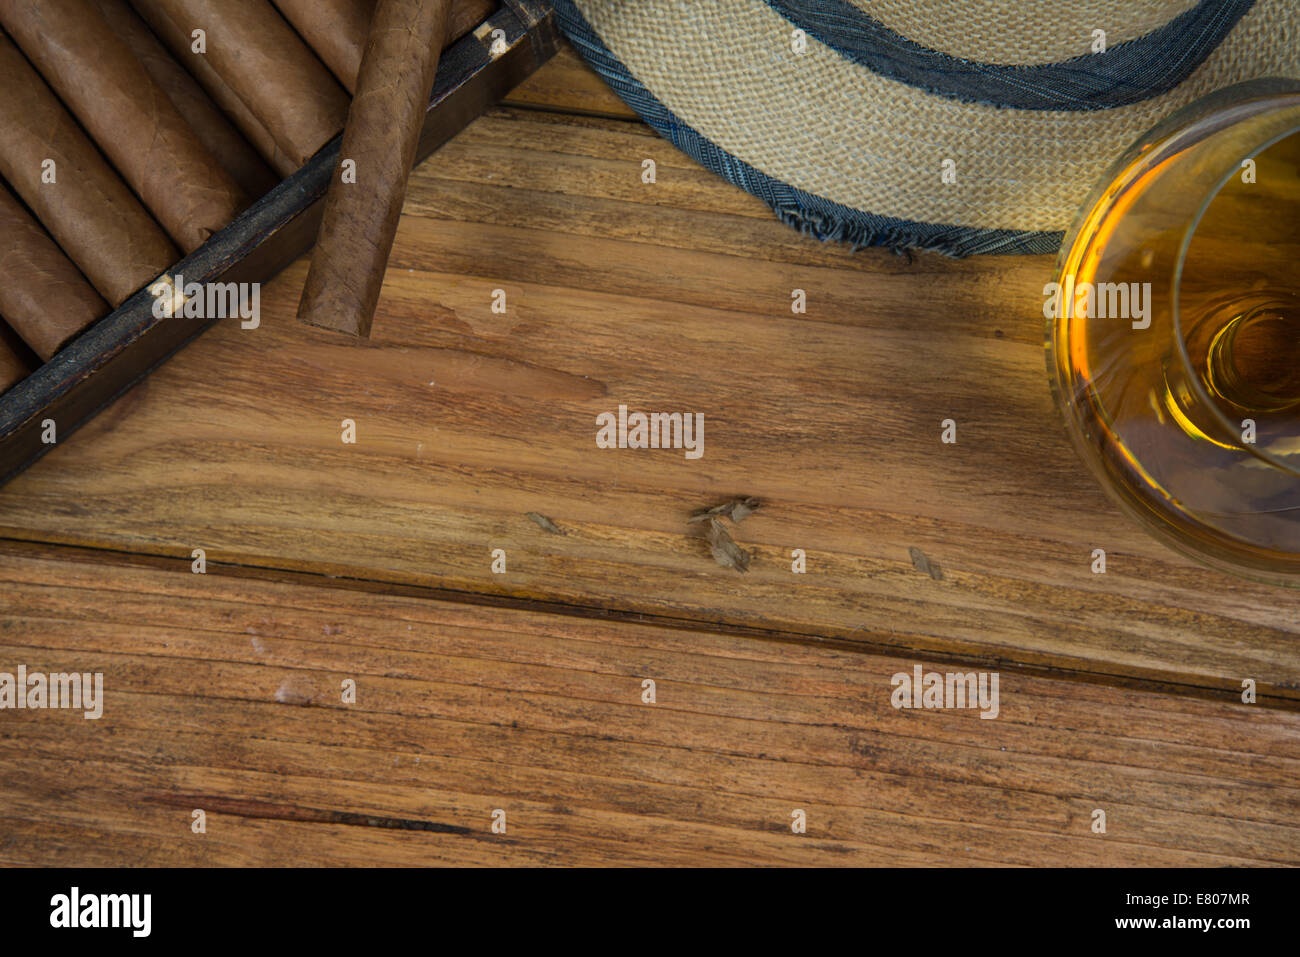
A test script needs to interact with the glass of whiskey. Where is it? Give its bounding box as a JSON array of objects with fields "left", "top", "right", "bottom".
[{"left": 1048, "top": 79, "right": 1300, "bottom": 586}]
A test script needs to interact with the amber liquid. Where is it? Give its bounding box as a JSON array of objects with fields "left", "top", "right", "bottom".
[{"left": 1060, "top": 133, "right": 1300, "bottom": 575}]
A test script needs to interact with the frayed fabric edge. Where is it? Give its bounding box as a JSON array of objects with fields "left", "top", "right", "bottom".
[
  {"left": 553, "top": 0, "right": 1065, "bottom": 258},
  {"left": 768, "top": 202, "right": 1064, "bottom": 258}
]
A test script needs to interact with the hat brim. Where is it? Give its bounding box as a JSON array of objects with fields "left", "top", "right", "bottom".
[{"left": 553, "top": 0, "right": 1299, "bottom": 255}]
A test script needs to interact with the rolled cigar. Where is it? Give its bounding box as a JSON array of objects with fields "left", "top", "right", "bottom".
[
  {"left": 0, "top": 183, "right": 109, "bottom": 360},
  {"left": 0, "top": 323, "right": 31, "bottom": 395},
  {"left": 92, "top": 0, "right": 277, "bottom": 199},
  {"left": 447, "top": 0, "right": 498, "bottom": 50},
  {"left": 270, "top": 0, "right": 371, "bottom": 93},
  {"left": 130, "top": 0, "right": 349, "bottom": 170},
  {"left": 0, "top": 31, "right": 178, "bottom": 306},
  {"left": 0, "top": 0, "right": 246, "bottom": 253},
  {"left": 297, "top": 0, "right": 453, "bottom": 337},
  {"left": 129, "top": 0, "right": 296, "bottom": 177},
  {"left": 272, "top": 0, "right": 492, "bottom": 93}
]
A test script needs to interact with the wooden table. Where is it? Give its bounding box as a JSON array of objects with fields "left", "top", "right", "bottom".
[{"left": 1, "top": 46, "right": 1296, "bottom": 866}]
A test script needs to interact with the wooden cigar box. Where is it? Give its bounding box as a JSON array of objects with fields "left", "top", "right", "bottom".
[{"left": 0, "top": 0, "right": 559, "bottom": 485}]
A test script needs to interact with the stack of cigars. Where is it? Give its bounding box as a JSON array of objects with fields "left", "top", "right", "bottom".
[{"left": 0, "top": 0, "right": 493, "bottom": 396}]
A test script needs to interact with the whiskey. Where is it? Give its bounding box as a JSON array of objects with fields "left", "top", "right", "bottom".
[{"left": 1049, "top": 81, "right": 1300, "bottom": 585}]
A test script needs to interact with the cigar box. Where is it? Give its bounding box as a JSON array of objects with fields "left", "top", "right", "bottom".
[{"left": 0, "top": 0, "right": 559, "bottom": 484}]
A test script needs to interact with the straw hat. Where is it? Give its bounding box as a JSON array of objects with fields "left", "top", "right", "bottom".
[{"left": 551, "top": 0, "right": 1300, "bottom": 254}]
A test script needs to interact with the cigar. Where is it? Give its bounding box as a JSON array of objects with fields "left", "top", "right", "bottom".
[
  {"left": 130, "top": 0, "right": 349, "bottom": 171},
  {"left": 297, "top": 0, "right": 453, "bottom": 337},
  {"left": 0, "top": 322, "right": 31, "bottom": 395},
  {"left": 270, "top": 0, "right": 371, "bottom": 93},
  {"left": 272, "top": 0, "right": 493, "bottom": 93},
  {"left": 0, "top": 0, "right": 246, "bottom": 254},
  {"left": 0, "top": 31, "right": 178, "bottom": 306},
  {"left": 129, "top": 0, "right": 295, "bottom": 177},
  {"left": 92, "top": 0, "right": 277, "bottom": 200},
  {"left": 0, "top": 183, "right": 109, "bottom": 360},
  {"left": 448, "top": 1, "right": 498, "bottom": 50}
]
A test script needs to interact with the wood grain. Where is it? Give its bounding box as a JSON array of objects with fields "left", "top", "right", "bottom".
[
  {"left": 0, "top": 97, "right": 1295, "bottom": 701},
  {"left": 501, "top": 41, "right": 638, "bottom": 119},
  {"left": 0, "top": 544, "right": 1295, "bottom": 866},
  {"left": 3, "top": 51, "right": 1298, "bottom": 867}
]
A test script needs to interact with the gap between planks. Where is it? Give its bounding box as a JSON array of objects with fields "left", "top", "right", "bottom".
[{"left": 2, "top": 536, "right": 1294, "bottom": 713}]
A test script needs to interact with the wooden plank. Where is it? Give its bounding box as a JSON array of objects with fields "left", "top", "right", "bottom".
[
  {"left": 0, "top": 544, "right": 1295, "bottom": 866},
  {"left": 0, "top": 102, "right": 1295, "bottom": 699},
  {"left": 500, "top": 40, "right": 638, "bottom": 119}
]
